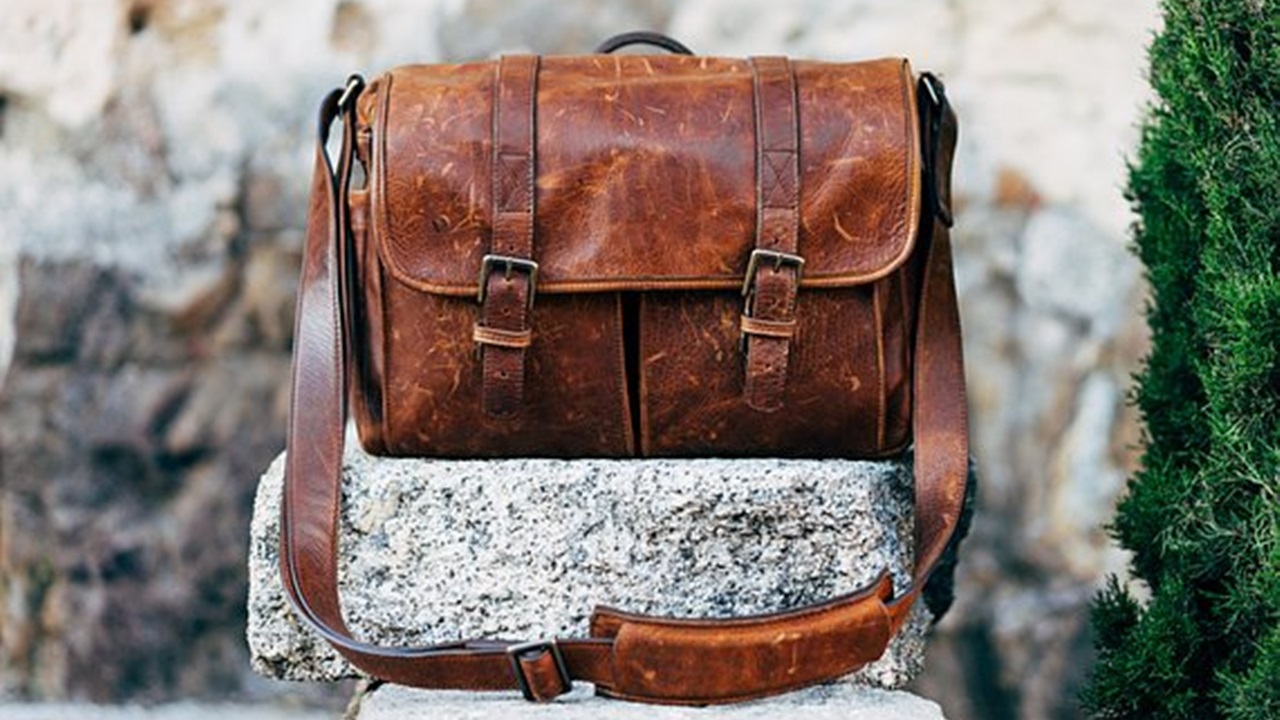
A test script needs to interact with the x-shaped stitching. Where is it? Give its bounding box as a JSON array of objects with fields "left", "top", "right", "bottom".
[
  {"left": 762, "top": 149, "right": 795, "bottom": 209},
  {"left": 496, "top": 152, "right": 530, "bottom": 211}
]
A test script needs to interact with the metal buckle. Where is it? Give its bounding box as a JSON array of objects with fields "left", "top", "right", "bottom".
[
  {"left": 477, "top": 254, "right": 539, "bottom": 306},
  {"left": 336, "top": 75, "right": 365, "bottom": 112},
  {"left": 507, "top": 639, "right": 571, "bottom": 701},
  {"left": 921, "top": 73, "right": 942, "bottom": 108},
  {"left": 741, "top": 248, "right": 805, "bottom": 297},
  {"left": 740, "top": 249, "right": 805, "bottom": 353}
]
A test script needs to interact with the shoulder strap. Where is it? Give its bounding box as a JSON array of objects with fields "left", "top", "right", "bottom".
[{"left": 279, "top": 70, "right": 967, "bottom": 706}]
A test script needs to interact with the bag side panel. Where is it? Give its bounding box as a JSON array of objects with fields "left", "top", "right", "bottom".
[{"left": 349, "top": 184, "right": 389, "bottom": 454}]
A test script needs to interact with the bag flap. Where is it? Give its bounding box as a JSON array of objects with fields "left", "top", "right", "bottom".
[{"left": 365, "top": 55, "right": 922, "bottom": 296}]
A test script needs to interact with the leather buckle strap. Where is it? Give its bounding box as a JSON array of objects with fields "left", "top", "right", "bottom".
[
  {"left": 477, "top": 54, "right": 540, "bottom": 418},
  {"left": 741, "top": 57, "right": 802, "bottom": 413}
]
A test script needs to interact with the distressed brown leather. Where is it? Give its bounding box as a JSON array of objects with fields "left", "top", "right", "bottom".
[
  {"left": 350, "top": 54, "right": 923, "bottom": 456},
  {"left": 282, "top": 40, "right": 966, "bottom": 706}
]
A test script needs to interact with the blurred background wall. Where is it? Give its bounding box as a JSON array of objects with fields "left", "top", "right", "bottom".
[{"left": 0, "top": 1, "right": 1159, "bottom": 718}]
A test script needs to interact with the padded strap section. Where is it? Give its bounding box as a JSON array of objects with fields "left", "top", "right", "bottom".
[
  {"left": 590, "top": 573, "right": 893, "bottom": 704},
  {"left": 742, "top": 56, "right": 802, "bottom": 413},
  {"left": 280, "top": 71, "right": 966, "bottom": 706},
  {"left": 478, "top": 54, "right": 540, "bottom": 418}
]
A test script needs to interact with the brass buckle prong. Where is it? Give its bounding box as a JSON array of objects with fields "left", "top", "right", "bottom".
[
  {"left": 477, "top": 254, "right": 539, "bottom": 307},
  {"left": 741, "top": 248, "right": 805, "bottom": 297}
]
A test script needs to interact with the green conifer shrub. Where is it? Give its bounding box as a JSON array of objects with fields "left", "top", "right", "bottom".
[{"left": 1083, "top": 1, "right": 1279, "bottom": 718}]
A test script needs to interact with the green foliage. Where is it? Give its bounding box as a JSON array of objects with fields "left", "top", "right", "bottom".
[
  {"left": 1220, "top": 623, "right": 1280, "bottom": 720},
  {"left": 1085, "top": 0, "right": 1280, "bottom": 717},
  {"left": 1083, "top": 577, "right": 1205, "bottom": 718}
]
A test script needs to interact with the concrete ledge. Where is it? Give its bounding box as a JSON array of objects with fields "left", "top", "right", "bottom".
[
  {"left": 352, "top": 683, "right": 947, "bottom": 719},
  {"left": 247, "top": 438, "right": 929, "bottom": 689}
]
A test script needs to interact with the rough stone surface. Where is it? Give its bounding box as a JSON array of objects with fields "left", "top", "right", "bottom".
[
  {"left": 0, "top": 0, "right": 1161, "bottom": 717},
  {"left": 0, "top": 702, "right": 332, "bottom": 720},
  {"left": 353, "top": 683, "right": 946, "bottom": 719},
  {"left": 248, "top": 445, "right": 930, "bottom": 689}
]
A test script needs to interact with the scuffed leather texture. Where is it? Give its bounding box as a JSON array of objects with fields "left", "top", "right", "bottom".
[
  {"left": 381, "top": 285, "right": 632, "bottom": 456},
  {"left": 640, "top": 287, "right": 907, "bottom": 456},
  {"left": 369, "top": 56, "right": 920, "bottom": 294},
  {"left": 351, "top": 55, "right": 922, "bottom": 457},
  {"left": 589, "top": 574, "right": 894, "bottom": 704}
]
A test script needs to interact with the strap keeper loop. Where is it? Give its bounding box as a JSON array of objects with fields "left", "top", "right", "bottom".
[
  {"left": 473, "top": 324, "right": 534, "bottom": 349},
  {"left": 740, "top": 315, "right": 798, "bottom": 339}
]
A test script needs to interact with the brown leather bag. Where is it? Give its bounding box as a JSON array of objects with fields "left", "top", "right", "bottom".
[{"left": 282, "top": 32, "right": 967, "bottom": 705}]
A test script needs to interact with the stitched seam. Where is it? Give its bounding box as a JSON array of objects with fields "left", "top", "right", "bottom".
[
  {"left": 610, "top": 572, "right": 891, "bottom": 629},
  {"left": 613, "top": 293, "right": 634, "bottom": 455},
  {"left": 898, "top": 58, "right": 921, "bottom": 286},
  {"left": 372, "top": 271, "right": 906, "bottom": 297},
  {"left": 874, "top": 282, "right": 886, "bottom": 450},
  {"left": 636, "top": 294, "right": 651, "bottom": 455},
  {"left": 372, "top": 73, "right": 394, "bottom": 447},
  {"left": 523, "top": 58, "right": 537, "bottom": 243}
]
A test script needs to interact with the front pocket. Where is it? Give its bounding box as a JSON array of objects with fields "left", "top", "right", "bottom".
[
  {"left": 638, "top": 288, "right": 892, "bottom": 457},
  {"left": 378, "top": 285, "right": 633, "bottom": 457}
]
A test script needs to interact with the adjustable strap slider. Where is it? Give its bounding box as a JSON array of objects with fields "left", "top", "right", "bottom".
[{"left": 508, "top": 639, "right": 572, "bottom": 702}]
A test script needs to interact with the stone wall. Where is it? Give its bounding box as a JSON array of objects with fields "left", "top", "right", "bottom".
[{"left": 0, "top": 1, "right": 1159, "bottom": 718}]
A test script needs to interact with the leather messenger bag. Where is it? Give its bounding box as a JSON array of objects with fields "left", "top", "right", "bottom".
[{"left": 282, "top": 31, "right": 967, "bottom": 705}]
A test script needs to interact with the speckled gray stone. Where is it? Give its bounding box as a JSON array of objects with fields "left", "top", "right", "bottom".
[
  {"left": 247, "top": 437, "right": 930, "bottom": 690},
  {"left": 353, "top": 683, "right": 947, "bottom": 719}
]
